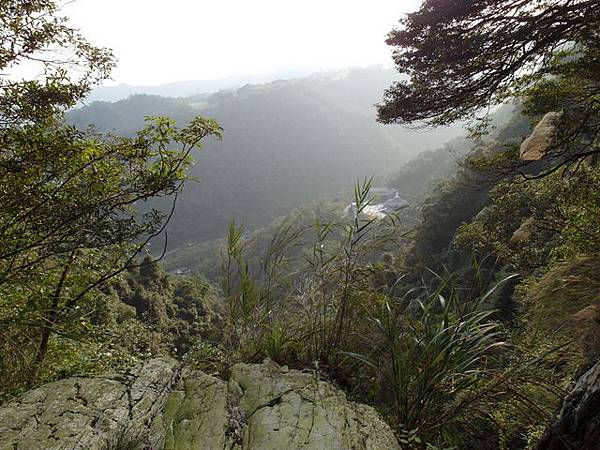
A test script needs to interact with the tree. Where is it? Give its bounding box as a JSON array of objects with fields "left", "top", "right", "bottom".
[
  {"left": 0, "top": 0, "right": 222, "bottom": 386},
  {"left": 0, "top": 0, "right": 115, "bottom": 128},
  {"left": 455, "top": 163, "right": 600, "bottom": 271},
  {"left": 378, "top": 0, "right": 599, "bottom": 126},
  {"left": 379, "top": 0, "right": 600, "bottom": 176}
]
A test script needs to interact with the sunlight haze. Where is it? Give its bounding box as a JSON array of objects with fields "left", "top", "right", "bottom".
[{"left": 63, "top": 0, "right": 421, "bottom": 85}]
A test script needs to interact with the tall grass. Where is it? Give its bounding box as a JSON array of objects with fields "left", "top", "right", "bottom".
[
  {"left": 220, "top": 178, "right": 402, "bottom": 366},
  {"left": 220, "top": 216, "right": 307, "bottom": 352},
  {"left": 300, "top": 178, "right": 402, "bottom": 363},
  {"left": 219, "top": 182, "right": 562, "bottom": 447},
  {"left": 103, "top": 422, "right": 161, "bottom": 450},
  {"left": 343, "top": 272, "right": 564, "bottom": 446}
]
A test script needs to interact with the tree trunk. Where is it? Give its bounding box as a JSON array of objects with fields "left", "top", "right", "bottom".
[{"left": 28, "top": 251, "right": 76, "bottom": 386}]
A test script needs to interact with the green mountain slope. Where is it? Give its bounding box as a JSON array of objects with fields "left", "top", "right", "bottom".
[{"left": 69, "top": 67, "right": 462, "bottom": 250}]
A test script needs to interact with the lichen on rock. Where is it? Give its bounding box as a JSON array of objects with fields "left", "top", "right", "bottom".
[
  {"left": 0, "top": 358, "right": 400, "bottom": 450},
  {"left": 162, "top": 367, "right": 228, "bottom": 450},
  {"left": 0, "top": 358, "right": 178, "bottom": 450},
  {"left": 228, "top": 359, "right": 400, "bottom": 450}
]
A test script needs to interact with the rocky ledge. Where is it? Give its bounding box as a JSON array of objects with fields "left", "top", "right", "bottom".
[
  {"left": 537, "top": 359, "right": 600, "bottom": 450},
  {"left": 0, "top": 359, "right": 400, "bottom": 450}
]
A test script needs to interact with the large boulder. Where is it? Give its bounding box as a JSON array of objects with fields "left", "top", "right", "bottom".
[
  {"left": 226, "top": 360, "right": 401, "bottom": 450},
  {"left": 519, "top": 111, "right": 562, "bottom": 161},
  {"left": 0, "top": 358, "right": 178, "bottom": 450},
  {"left": 0, "top": 359, "right": 400, "bottom": 450},
  {"left": 162, "top": 367, "right": 229, "bottom": 449}
]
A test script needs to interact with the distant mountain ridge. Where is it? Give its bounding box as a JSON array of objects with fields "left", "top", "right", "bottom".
[
  {"left": 84, "top": 67, "right": 345, "bottom": 103},
  {"left": 69, "top": 67, "right": 463, "bottom": 250}
]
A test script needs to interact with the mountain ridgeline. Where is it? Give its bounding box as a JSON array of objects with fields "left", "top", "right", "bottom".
[
  {"left": 69, "top": 67, "right": 462, "bottom": 250},
  {"left": 7, "top": 2, "right": 600, "bottom": 449}
]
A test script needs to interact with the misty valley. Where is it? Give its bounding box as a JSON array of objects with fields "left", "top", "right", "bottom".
[{"left": 1, "top": 1, "right": 599, "bottom": 450}]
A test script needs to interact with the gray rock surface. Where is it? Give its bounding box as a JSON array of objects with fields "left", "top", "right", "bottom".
[
  {"left": 162, "top": 367, "right": 229, "bottom": 450},
  {"left": 0, "top": 359, "right": 400, "bottom": 450},
  {"left": 537, "top": 359, "right": 600, "bottom": 450},
  {"left": 0, "top": 358, "right": 178, "bottom": 450},
  {"left": 228, "top": 360, "right": 400, "bottom": 450}
]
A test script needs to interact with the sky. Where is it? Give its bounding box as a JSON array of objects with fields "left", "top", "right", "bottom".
[{"left": 62, "top": 0, "right": 422, "bottom": 86}]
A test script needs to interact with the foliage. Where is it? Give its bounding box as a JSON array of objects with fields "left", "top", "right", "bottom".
[
  {"left": 455, "top": 163, "right": 600, "bottom": 272},
  {"left": 0, "top": 257, "right": 223, "bottom": 399},
  {"left": 516, "top": 254, "right": 600, "bottom": 369},
  {"left": 0, "top": 116, "right": 221, "bottom": 388},
  {"left": 182, "top": 341, "right": 238, "bottom": 378},
  {"left": 102, "top": 258, "right": 224, "bottom": 350},
  {"left": 0, "top": 0, "right": 222, "bottom": 391},
  {"left": 221, "top": 179, "right": 403, "bottom": 370},
  {"left": 0, "top": 0, "right": 114, "bottom": 128},
  {"left": 3, "top": 2, "right": 600, "bottom": 449},
  {"left": 345, "top": 272, "right": 565, "bottom": 449},
  {"left": 378, "top": 0, "right": 599, "bottom": 126},
  {"left": 403, "top": 174, "right": 490, "bottom": 274},
  {"left": 391, "top": 108, "right": 530, "bottom": 285},
  {"left": 346, "top": 276, "right": 503, "bottom": 441},
  {"left": 380, "top": 6, "right": 600, "bottom": 444},
  {"left": 103, "top": 423, "right": 154, "bottom": 450}
]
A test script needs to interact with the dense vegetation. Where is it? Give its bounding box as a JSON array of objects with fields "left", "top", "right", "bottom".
[
  {"left": 69, "top": 68, "right": 462, "bottom": 249},
  {"left": 0, "top": 0, "right": 222, "bottom": 392},
  {"left": 1, "top": 1, "right": 600, "bottom": 449}
]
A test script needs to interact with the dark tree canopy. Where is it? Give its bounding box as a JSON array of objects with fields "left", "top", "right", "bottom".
[{"left": 378, "top": 0, "right": 600, "bottom": 126}]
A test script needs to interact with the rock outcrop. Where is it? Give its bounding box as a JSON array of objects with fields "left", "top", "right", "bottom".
[
  {"left": 226, "top": 360, "right": 400, "bottom": 450},
  {"left": 0, "top": 359, "right": 400, "bottom": 450},
  {"left": 0, "top": 358, "right": 178, "bottom": 450},
  {"left": 519, "top": 111, "right": 562, "bottom": 161},
  {"left": 510, "top": 216, "right": 536, "bottom": 244},
  {"left": 537, "top": 359, "right": 600, "bottom": 450}
]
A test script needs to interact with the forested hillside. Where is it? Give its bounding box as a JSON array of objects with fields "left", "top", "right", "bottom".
[
  {"left": 2, "top": 1, "right": 600, "bottom": 450},
  {"left": 160, "top": 104, "right": 516, "bottom": 279},
  {"left": 69, "top": 68, "right": 462, "bottom": 249}
]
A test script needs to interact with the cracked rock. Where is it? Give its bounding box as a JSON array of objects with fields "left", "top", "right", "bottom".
[
  {"left": 228, "top": 359, "right": 400, "bottom": 450},
  {"left": 0, "top": 359, "right": 399, "bottom": 450},
  {"left": 0, "top": 358, "right": 178, "bottom": 450}
]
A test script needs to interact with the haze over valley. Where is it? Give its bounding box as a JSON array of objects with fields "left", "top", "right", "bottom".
[
  {"left": 70, "top": 66, "right": 463, "bottom": 249},
  {"left": 2, "top": 2, "right": 599, "bottom": 449}
]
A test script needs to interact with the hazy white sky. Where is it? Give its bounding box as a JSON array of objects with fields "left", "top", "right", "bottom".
[{"left": 62, "top": 0, "right": 421, "bottom": 86}]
